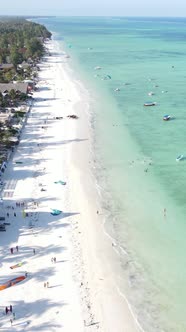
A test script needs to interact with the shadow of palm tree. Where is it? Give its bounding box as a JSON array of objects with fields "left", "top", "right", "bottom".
[
  {"left": 1, "top": 243, "right": 67, "bottom": 265},
  {"left": 0, "top": 299, "right": 66, "bottom": 331}
]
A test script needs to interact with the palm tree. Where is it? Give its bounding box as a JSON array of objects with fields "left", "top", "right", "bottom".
[{"left": 9, "top": 89, "right": 17, "bottom": 101}]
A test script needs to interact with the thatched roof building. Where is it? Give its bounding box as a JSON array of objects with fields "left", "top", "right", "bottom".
[{"left": 0, "top": 83, "right": 28, "bottom": 94}]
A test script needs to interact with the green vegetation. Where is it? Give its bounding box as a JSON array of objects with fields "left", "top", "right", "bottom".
[
  {"left": 0, "top": 89, "right": 27, "bottom": 108},
  {"left": 0, "top": 17, "right": 51, "bottom": 159},
  {"left": 13, "top": 110, "right": 26, "bottom": 118},
  {"left": 0, "top": 17, "right": 51, "bottom": 70}
]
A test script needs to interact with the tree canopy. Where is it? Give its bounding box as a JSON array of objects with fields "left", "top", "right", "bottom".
[{"left": 0, "top": 17, "right": 51, "bottom": 67}]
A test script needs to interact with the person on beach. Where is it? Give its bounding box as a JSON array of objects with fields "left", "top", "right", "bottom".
[
  {"left": 16, "top": 245, "right": 18, "bottom": 252},
  {"left": 33, "top": 248, "right": 36, "bottom": 255},
  {"left": 9, "top": 305, "right": 12, "bottom": 313},
  {"left": 5, "top": 307, "right": 8, "bottom": 315},
  {"left": 46, "top": 282, "right": 49, "bottom": 288},
  {"left": 10, "top": 248, "right": 13, "bottom": 254},
  {"left": 6, "top": 212, "right": 9, "bottom": 217},
  {"left": 53, "top": 257, "right": 56, "bottom": 263},
  {"left": 51, "top": 257, "right": 54, "bottom": 263},
  {"left": 44, "top": 282, "right": 46, "bottom": 288},
  {"left": 14, "top": 212, "right": 16, "bottom": 217},
  {"left": 10, "top": 318, "right": 13, "bottom": 326},
  {"left": 13, "top": 312, "right": 16, "bottom": 320}
]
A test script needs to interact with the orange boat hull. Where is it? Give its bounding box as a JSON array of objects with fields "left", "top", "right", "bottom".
[{"left": 0, "top": 276, "right": 25, "bottom": 291}]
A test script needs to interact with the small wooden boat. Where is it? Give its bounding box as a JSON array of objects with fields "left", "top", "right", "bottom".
[
  {"left": 144, "top": 102, "right": 156, "bottom": 106},
  {"left": 176, "top": 155, "right": 184, "bottom": 162},
  {"left": 0, "top": 276, "right": 25, "bottom": 291},
  {"left": 10, "top": 262, "right": 23, "bottom": 269},
  {"left": 163, "top": 115, "right": 171, "bottom": 121}
]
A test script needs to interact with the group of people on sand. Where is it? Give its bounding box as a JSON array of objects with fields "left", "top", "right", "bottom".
[
  {"left": 44, "top": 281, "right": 50, "bottom": 288},
  {"left": 5, "top": 305, "right": 12, "bottom": 315},
  {"left": 10, "top": 245, "right": 19, "bottom": 254},
  {"left": 5, "top": 305, "right": 16, "bottom": 326},
  {"left": 16, "top": 201, "right": 25, "bottom": 207},
  {"left": 7, "top": 212, "right": 16, "bottom": 217},
  {"left": 51, "top": 257, "right": 57, "bottom": 263}
]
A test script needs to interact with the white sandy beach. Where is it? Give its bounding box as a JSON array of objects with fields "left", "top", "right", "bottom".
[{"left": 0, "top": 40, "right": 141, "bottom": 332}]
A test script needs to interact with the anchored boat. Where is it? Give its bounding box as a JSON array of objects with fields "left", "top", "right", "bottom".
[
  {"left": 144, "top": 102, "right": 156, "bottom": 106},
  {"left": 163, "top": 115, "right": 171, "bottom": 121},
  {"left": 176, "top": 155, "right": 184, "bottom": 162}
]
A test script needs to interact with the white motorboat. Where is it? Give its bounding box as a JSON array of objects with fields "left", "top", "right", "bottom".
[{"left": 176, "top": 155, "right": 184, "bottom": 162}]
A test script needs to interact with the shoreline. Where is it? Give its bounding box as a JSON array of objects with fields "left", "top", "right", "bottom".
[
  {"left": 53, "top": 39, "right": 143, "bottom": 331},
  {"left": 0, "top": 38, "right": 141, "bottom": 331}
]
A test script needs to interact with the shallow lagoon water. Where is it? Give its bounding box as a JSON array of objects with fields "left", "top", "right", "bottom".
[{"left": 35, "top": 16, "right": 186, "bottom": 331}]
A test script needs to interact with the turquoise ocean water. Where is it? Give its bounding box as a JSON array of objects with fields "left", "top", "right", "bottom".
[{"left": 35, "top": 17, "right": 186, "bottom": 331}]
